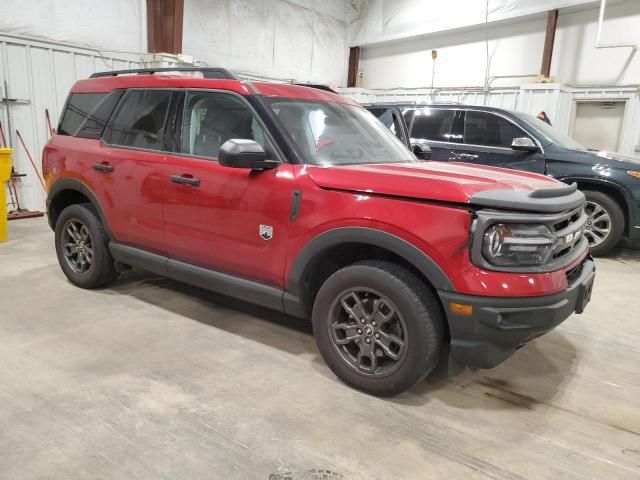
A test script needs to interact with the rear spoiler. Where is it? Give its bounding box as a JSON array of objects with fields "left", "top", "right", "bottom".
[{"left": 293, "top": 83, "right": 338, "bottom": 93}]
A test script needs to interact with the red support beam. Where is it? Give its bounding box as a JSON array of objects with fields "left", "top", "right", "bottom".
[
  {"left": 147, "top": 0, "right": 184, "bottom": 54},
  {"left": 540, "top": 9, "right": 559, "bottom": 78},
  {"left": 347, "top": 46, "right": 361, "bottom": 88}
]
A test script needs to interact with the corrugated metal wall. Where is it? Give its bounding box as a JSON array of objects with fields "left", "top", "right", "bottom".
[
  {"left": 0, "top": 34, "right": 144, "bottom": 211},
  {"left": 340, "top": 85, "right": 640, "bottom": 158}
]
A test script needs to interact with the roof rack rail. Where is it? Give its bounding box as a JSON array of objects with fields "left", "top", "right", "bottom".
[{"left": 90, "top": 67, "right": 240, "bottom": 80}]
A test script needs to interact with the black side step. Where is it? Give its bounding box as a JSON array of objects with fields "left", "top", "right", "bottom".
[{"left": 109, "top": 243, "right": 294, "bottom": 314}]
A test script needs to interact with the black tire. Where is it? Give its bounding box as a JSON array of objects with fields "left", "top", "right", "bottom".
[
  {"left": 312, "top": 260, "right": 444, "bottom": 397},
  {"left": 583, "top": 190, "right": 624, "bottom": 256},
  {"left": 54, "top": 203, "right": 118, "bottom": 288}
]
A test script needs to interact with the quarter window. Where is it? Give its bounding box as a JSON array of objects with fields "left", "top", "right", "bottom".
[
  {"left": 463, "top": 111, "right": 527, "bottom": 148},
  {"left": 179, "top": 91, "right": 266, "bottom": 159},
  {"left": 59, "top": 92, "right": 123, "bottom": 139},
  {"left": 110, "top": 90, "right": 172, "bottom": 150},
  {"left": 410, "top": 108, "right": 455, "bottom": 143}
]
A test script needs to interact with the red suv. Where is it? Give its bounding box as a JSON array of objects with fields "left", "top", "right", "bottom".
[{"left": 43, "top": 68, "right": 595, "bottom": 396}]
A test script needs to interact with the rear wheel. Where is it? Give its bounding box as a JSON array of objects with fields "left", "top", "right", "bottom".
[
  {"left": 55, "top": 203, "right": 118, "bottom": 288},
  {"left": 312, "top": 261, "right": 444, "bottom": 396},
  {"left": 582, "top": 190, "right": 624, "bottom": 256}
]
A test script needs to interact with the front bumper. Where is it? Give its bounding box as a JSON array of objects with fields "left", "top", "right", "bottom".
[{"left": 438, "top": 257, "right": 595, "bottom": 369}]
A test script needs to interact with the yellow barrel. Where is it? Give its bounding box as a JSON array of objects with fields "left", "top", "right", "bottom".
[{"left": 0, "top": 148, "right": 13, "bottom": 242}]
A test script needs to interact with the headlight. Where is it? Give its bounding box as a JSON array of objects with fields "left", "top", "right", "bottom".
[{"left": 482, "top": 223, "right": 555, "bottom": 267}]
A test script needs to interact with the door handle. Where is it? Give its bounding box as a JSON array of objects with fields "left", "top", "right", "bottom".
[
  {"left": 93, "top": 162, "right": 114, "bottom": 172},
  {"left": 457, "top": 153, "right": 479, "bottom": 160},
  {"left": 170, "top": 174, "right": 201, "bottom": 187}
]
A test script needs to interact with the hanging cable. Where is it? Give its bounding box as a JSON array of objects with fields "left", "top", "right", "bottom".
[{"left": 484, "top": 0, "right": 490, "bottom": 105}]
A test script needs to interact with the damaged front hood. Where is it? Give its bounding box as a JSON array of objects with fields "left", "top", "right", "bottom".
[{"left": 307, "top": 161, "right": 581, "bottom": 211}]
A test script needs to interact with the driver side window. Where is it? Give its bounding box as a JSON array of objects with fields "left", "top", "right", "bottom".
[{"left": 179, "top": 91, "right": 266, "bottom": 159}]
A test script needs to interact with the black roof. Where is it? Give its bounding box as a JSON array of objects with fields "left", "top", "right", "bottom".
[{"left": 363, "top": 102, "right": 522, "bottom": 116}]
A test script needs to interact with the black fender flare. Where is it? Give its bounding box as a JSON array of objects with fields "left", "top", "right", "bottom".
[
  {"left": 47, "top": 178, "right": 114, "bottom": 239},
  {"left": 283, "top": 227, "right": 455, "bottom": 317}
]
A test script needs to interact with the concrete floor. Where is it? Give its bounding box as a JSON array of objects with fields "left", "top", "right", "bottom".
[{"left": 0, "top": 218, "right": 639, "bottom": 480}]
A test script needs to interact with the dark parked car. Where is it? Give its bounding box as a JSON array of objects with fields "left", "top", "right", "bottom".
[{"left": 366, "top": 103, "right": 640, "bottom": 255}]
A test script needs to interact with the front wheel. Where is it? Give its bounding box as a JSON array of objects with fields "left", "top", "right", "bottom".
[
  {"left": 312, "top": 261, "right": 444, "bottom": 397},
  {"left": 583, "top": 190, "right": 624, "bottom": 256}
]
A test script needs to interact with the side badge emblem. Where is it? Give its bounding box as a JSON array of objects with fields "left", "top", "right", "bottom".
[{"left": 259, "top": 224, "right": 273, "bottom": 241}]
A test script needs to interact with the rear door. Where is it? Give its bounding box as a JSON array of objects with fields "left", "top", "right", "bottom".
[
  {"left": 405, "top": 107, "right": 459, "bottom": 161},
  {"left": 448, "top": 110, "right": 545, "bottom": 173},
  {"left": 98, "top": 89, "right": 172, "bottom": 253},
  {"left": 161, "top": 90, "right": 294, "bottom": 287}
]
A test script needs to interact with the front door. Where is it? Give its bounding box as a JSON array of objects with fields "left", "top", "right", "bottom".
[
  {"left": 161, "top": 90, "right": 294, "bottom": 287},
  {"left": 448, "top": 110, "right": 546, "bottom": 174}
]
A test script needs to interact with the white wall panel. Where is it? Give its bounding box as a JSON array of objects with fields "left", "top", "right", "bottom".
[
  {"left": 0, "top": 0, "right": 146, "bottom": 53},
  {"left": 0, "top": 34, "right": 143, "bottom": 211},
  {"left": 273, "top": 2, "right": 314, "bottom": 78},
  {"left": 183, "top": 0, "right": 348, "bottom": 86},
  {"left": 355, "top": 1, "right": 640, "bottom": 89},
  {"left": 349, "top": 0, "right": 609, "bottom": 47}
]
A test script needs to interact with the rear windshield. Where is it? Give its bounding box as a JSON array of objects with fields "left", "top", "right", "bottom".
[
  {"left": 58, "top": 91, "right": 123, "bottom": 139},
  {"left": 265, "top": 99, "right": 415, "bottom": 166}
]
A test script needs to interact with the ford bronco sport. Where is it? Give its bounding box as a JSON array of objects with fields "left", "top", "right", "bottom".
[{"left": 43, "top": 68, "right": 595, "bottom": 396}]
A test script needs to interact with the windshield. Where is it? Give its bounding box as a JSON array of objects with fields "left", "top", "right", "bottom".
[
  {"left": 265, "top": 99, "right": 416, "bottom": 166},
  {"left": 516, "top": 113, "right": 586, "bottom": 151}
]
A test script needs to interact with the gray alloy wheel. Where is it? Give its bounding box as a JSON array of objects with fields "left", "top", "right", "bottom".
[
  {"left": 584, "top": 200, "right": 612, "bottom": 248},
  {"left": 312, "top": 260, "right": 444, "bottom": 396},
  {"left": 61, "top": 219, "right": 94, "bottom": 275},
  {"left": 55, "top": 203, "right": 119, "bottom": 288},
  {"left": 581, "top": 190, "right": 625, "bottom": 256},
  {"left": 329, "top": 288, "right": 408, "bottom": 377}
]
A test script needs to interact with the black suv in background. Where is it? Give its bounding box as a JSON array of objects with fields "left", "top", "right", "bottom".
[{"left": 366, "top": 103, "right": 640, "bottom": 255}]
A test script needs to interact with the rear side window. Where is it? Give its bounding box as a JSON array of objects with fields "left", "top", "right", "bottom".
[
  {"left": 109, "top": 90, "right": 172, "bottom": 150},
  {"left": 410, "top": 108, "right": 455, "bottom": 142},
  {"left": 464, "top": 111, "right": 526, "bottom": 148},
  {"left": 58, "top": 92, "right": 123, "bottom": 138}
]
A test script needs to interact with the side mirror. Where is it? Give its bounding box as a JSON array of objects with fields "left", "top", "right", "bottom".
[
  {"left": 218, "top": 139, "right": 278, "bottom": 170},
  {"left": 412, "top": 142, "right": 432, "bottom": 160},
  {"left": 511, "top": 137, "right": 539, "bottom": 152}
]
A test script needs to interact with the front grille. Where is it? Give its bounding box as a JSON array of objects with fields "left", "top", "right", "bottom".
[{"left": 550, "top": 207, "right": 587, "bottom": 261}]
